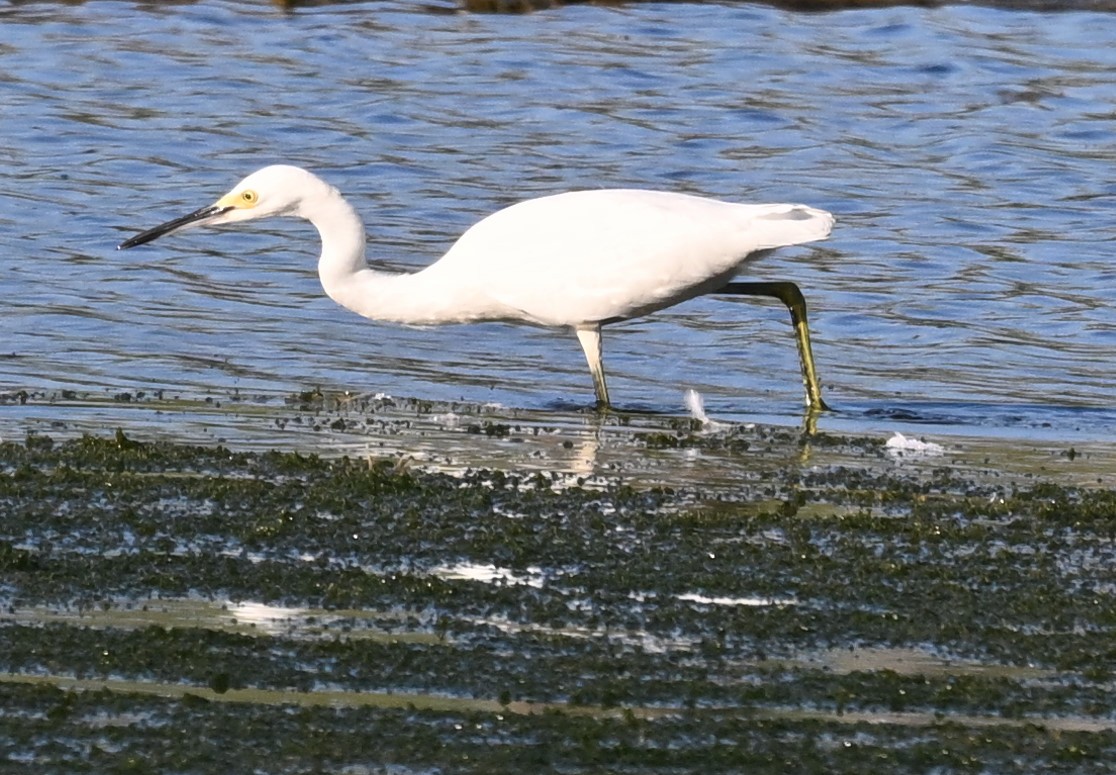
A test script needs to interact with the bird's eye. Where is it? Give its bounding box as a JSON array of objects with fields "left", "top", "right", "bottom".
[{"left": 241, "top": 190, "right": 258, "bottom": 205}]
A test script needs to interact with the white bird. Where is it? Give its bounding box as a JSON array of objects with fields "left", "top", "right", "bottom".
[{"left": 119, "top": 165, "right": 833, "bottom": 411}]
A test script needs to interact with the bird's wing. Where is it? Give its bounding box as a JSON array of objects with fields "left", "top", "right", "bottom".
[{"left": 435, "top": 189, "right": 832, "bottom": 327}]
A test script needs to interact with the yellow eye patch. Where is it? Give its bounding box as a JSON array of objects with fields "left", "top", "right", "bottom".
[{"left": 216, "top": 188, "right": 260, "bottom": 209}]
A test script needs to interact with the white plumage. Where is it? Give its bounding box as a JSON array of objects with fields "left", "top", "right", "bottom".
[{"left": 119, "top": 165, "right": 834, "bottom": 410}]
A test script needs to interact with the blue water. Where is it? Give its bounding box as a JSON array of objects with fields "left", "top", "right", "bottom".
[{"left": 2, "top": 1, "right": 1114, "bottom": 439}]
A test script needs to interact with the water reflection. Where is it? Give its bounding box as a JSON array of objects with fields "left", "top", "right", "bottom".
[{"left": 227, "top": 601, "right": 308, "bottom": 634}]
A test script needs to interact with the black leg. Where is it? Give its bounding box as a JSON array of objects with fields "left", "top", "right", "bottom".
[{"left": 717, "top": 281, "right": 831, "bottom": 413}]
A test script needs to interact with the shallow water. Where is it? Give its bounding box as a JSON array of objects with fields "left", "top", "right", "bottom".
[{"left": 2, "top": 1, "right": 1114, "bottom": 439}]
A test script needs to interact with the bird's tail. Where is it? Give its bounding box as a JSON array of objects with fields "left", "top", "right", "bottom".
[{"left": 749, "top": 204, "right": 835, "bottom": 249}]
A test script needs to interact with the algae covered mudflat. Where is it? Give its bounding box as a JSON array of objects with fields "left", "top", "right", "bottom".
[{"left": 1, "top": 401, "right": 1115, "bottom": 772}]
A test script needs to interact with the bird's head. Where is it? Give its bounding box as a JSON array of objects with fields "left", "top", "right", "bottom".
[{"left": 117, "top": 165, "right": 326, "bottom": 249}]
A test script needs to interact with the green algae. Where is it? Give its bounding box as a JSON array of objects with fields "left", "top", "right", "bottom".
[
  {"left": 2, "top": 680, "right": 1114, "bottom": 775},
  {"left": 1, "top": 430, "right": 1115, "bottom": 773}
]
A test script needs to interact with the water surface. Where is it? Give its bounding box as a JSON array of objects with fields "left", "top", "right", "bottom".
[{"left": 1, "top": 0, "right": 1114, "bottom": 439}]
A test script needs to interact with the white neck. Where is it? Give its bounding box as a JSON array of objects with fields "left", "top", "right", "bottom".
[{"left": 301, "top": 184, "right": 496, "bottom": 325}]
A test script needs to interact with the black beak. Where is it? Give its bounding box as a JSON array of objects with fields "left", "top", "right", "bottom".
[{"left": 117, "top": 204, "right": 233, "bottom": 250}]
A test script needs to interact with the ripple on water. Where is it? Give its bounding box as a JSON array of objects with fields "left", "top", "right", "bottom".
[{"left": 1, "top": 2, "right": 1114, "bottom": 437}]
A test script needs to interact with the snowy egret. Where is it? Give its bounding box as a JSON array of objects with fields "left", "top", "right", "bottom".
[{"left": 119, "top": 165, "right": 833, "bottom": 411}]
